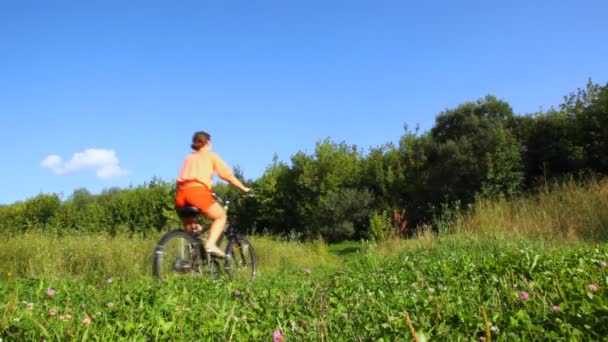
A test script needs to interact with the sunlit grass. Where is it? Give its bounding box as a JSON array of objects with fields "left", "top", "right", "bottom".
[
  {"left": 2, "top": 177, "right": 607, "bottom": 282},
  {"left": 0, "top": 231, "right": 342, "bottom": 280},
  {"left": 451, "top": 177, "right": 608, "bottom": 241}
]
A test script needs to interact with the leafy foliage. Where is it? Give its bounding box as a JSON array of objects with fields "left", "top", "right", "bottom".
[{"left": 1, "top": 80, "right": 607, "bottom": 241}]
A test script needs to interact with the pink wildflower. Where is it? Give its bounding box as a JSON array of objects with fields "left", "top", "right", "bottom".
[
  {"left": 107, "top": 302, "right": 114, "bottom": 308},
  {"left": 58, "top": 316, "right": 65, "bottom": 321},
  {"left": 46, "top": 289, "right": 55, "bottom": 297},
  {"left": 551, "top": 305, "right": 560, "bottom": 312},
  {"left": 305, "top": 268, "right": 312, "bottom": 275},
  {"left": 586, "top": 284, "right": 599, "bottom": 292},
  {"left": 234, "top": 290, "right": 241, "bottom": 297},
  {"left": 519, "top": 291, "right": 529, "bottom": 300},
  {"left": 82, "top": 317, "right": 91, "bottom": 325},
  {"left": 273, "top": 329, "right": 284, "bottom": 342},
  {"left": 601, "top": 261, "right": 607, "bottom": 268}
]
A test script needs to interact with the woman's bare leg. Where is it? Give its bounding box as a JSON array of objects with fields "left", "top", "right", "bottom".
[{"left": 203, "top": 202, "right": 227, "bottom": 256}]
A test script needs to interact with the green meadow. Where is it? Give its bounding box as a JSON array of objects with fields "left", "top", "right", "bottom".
[{"left": 2, "top": 178, "right": 607, "bottom": 341}]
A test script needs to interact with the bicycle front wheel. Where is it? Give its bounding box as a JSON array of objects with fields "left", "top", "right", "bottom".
[
  {"left": 225, "top": 238, "right": 257, "bottom": 279},
  {"left": 153, "top": 231, "right": 202, "bottom": 281}
]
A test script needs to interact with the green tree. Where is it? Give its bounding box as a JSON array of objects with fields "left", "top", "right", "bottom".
[
  {"left": 514, "top": 110, "right": 584, "bottom": 183},
  {"left": 563, "top": 80, "right": 608, "bottom": 173},
  {"left": 403, "top": 96, "right": 523, "bottom": 224}
]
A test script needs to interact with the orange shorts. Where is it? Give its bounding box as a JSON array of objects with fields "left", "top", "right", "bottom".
[{"left": 175, "top": 185, "right": 215, "bottom": 212}]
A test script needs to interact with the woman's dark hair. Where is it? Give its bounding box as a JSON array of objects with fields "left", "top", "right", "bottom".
[{"left": 191, "top": 131, "right": 211, "bottom": 150}]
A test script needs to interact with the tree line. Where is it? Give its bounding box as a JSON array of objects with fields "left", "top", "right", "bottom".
[{"left": 1, "top": 80, "right": 606, "bottom": 241}]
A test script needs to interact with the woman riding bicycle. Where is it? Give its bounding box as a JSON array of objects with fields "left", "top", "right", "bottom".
[{"left": 175, "top": 131, "right": 250, "bottom": 258}]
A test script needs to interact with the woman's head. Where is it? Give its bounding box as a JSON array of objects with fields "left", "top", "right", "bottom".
[{"left": 191, "top": 131, "right": 211, "bottom": 151}]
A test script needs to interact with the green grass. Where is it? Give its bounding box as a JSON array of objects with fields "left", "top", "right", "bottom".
[
  {"left": 2, "top": 237, "right": 607, "bottom": 340},
  {"left": 2, "top": 177, "right": 608, "bottom": 340}
]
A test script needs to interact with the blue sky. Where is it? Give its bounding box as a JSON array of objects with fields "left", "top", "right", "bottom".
[{"left": 1, "top": 0, "right": 607, "bottom": 204}]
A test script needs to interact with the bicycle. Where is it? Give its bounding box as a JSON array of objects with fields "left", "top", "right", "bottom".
[{"left": 153, "top": 193, "right": 257, "bottom": 281}]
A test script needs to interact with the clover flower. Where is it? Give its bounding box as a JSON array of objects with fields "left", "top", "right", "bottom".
[
  {"left": 551, "top": 305, "right": 560, "bottom": 312},
  {"left": 46, "top": 289, "right": 55, "bottom": 297},
  {"left": 519, "top": 291, "right": 529, "bottom": 300},
  {"left": 586, "top": 284, "right": 599, "bottom": 292},
  {"left": 273, "top": 329, "right": 284, "bottom": 342}
]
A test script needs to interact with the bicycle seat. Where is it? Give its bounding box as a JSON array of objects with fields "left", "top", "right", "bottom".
[{"left": 175, "top": 206, "right": 201, "bottom": 219}]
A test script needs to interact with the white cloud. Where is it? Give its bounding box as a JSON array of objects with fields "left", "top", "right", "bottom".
[{"left": 41, "top": 148, "right": 129, "bottom": 179}]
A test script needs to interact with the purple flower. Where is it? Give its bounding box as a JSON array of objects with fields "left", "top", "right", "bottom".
[
  {"left": 519, "top": 291, "right": 529, "bottom": 300},
  {"left": 234, "top": 290, "right": 241, "bottom": 297},
  {"left": 46, "top": 289, "right": 56, "bottom": 297},
  {"left": 551, "top": 305, "right": 560, "bottom": 312},
  {"left": 273, "top": 329, "right": 284, "bottom": 342},
  {"left": 586, "top": 284, "right": 599, "bottom": 292}
]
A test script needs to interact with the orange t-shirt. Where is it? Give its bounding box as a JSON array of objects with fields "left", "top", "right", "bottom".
[{"left": 176, "top": 150, "right": 233, "bottom": 189}]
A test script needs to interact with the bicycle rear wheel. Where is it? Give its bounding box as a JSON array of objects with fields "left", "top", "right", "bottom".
[
  {"left": 153, "top": 231, "right": 203, "bottom": 281},
  {"left": 225, "top": 238, "right": 257, "bottom": 279}
]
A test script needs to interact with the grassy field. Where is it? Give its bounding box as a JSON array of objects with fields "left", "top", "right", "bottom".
[{"left": 1, "top": 178, "right": 607, "bottom": 340}]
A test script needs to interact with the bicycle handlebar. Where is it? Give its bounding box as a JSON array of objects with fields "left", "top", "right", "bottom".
[{"left": 212, "top": 192, "right": 255, "bottom": 207}]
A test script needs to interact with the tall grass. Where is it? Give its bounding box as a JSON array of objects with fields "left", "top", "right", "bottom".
[
  {"left": 451, "top": 177, "right": 608, "bottom": 241},
  {"left": 2, "top": 177, "right": 607, "bottom": 281},
  {"left": 0, "top": 231, "right": 340, "bottom": 280},
  {"left": 0, "top": 232, "right": 154, "bottom": 280}
]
